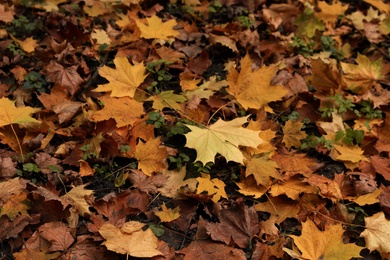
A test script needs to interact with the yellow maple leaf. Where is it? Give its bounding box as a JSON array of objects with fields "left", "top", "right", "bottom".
[
  {"left": 136, "top": 15, "right": 179, "bottom": 40},
  {"left": 360, "top": 212, "right": 390, "bottom": 253},
  {"left": 332, "top": 144, "right": 367, "bottom": 163},
  {"left": 0, "top": 97, "right": 39, "bottom": 127},
  {"left": 196, "top": 173, "right": 227, "bottom": 203},
  {"left": 341, "top": 53, "right": 384, "bottom": 94},
  {"left": 316, "top": 1, "right": 349, "bottom": 26},
  {"left": 93, "top": 55, "right": 148, "bottom": 98},
  {"left": 61, "top": 184, "right": 94, "bottom": 216},
  {"left": 289, "top": 219, "right": 362, "bottom": 259},
  {"left": 91, "top": 96, "right": 144, "bottom": 127},
  {"left": 236, "top": 175, "right": 268, "bottom": 199},
  {"left": 269, "top": 177, "right": 317, "bottom": 200},
  {"left": 134, "top": 137, "right": 168, "bottom": 176},
  {"left": 353, "top": 188, "right": 381, "bottom": 206},
  {"left": 282, "top": 120, "right": 306, "bottom": 149},
  {"left": 184, "top": 116, "right": 264, "bottom": 164},
  {"left": 226, "top": 54, "right": 287, "bottom": 111},
  {"left": 245, "top": 154, "right": 281, "bottom": 187},
  {"left": 99, "top": 221, "right": 162, "bottom": 257},
  {"left": 154, "top": 203, "right": 181, "bottom": 222}
]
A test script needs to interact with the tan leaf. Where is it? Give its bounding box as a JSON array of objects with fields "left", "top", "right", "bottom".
[
  {"left": 196, "top": 173, "right": 227, "bottom": 203},
  {"left": 62, "top": 184, "right": 94, "bottom": 216},
  {"left": 360, "top": 212, "right": 390, "bottom": 253},
  {"left": 245, "top": 154, "right": 281, "bottom": 187},
  {"left": 99, "top": 222, "right": 162, "bottom": 257},
  {"left": 282, "top": 120, "right": 306, "bottom": 149}
]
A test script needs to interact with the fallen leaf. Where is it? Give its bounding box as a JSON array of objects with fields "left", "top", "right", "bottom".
[
  {"left": 136, "top": 15, "right": 179, "bottom": 40},
  {"left": 62, "top": 184, "right": 94, "bottom": 216},
  {"left": 147, "top": 90, "right": 187, "bottom": 110},
  {"left": 38, "top": 222, "right": 74, "bottom": 252},
  {"left": 93, "top": 56, "right": 148, "bottom": 98},
  {"left": 99, "top": 222, "right": 162, "bottom": 257},
  {"left": 154, "top": 203, "right": 181, "bottom": 222},
  {"left": 205, "top": 203, "right": 260, "bottom": 248},
  {"left": 289, "top": 219, "right": 362, "bottom": 259},
  {"left": 185, "top": 116, "right": 263, "bottom": 164},
  {"left": 360, "top": 211, "right": 390, "bottom": 253},
  {"left": 282, "top": 120, "right": 306, "bottom": 149},
  {"left": 0, "top": 97, "right": 39, "bottom": 127},
  {"left": 196, "top": 173, "right": 227, "bottom": 203},
  {"left": 157, "top": 168, "right": 197, "bottom": 199},
  {"left": 226, "top": 54, "right": 287, "bottom": 111},
  {"left": 46, "top": 61, "right": 84, "bottom": 95},
  {"left": 91, "top": 96, "right": 144, "bottom": 127},
  {"left": 134, "top": 137, "right": 169, "bottom": 176},
  {"left": 341, "top": 53, "right": 384, "bottom": 94},
  {"left": 245, "top": 154, "right": 281, "bottom": 187},
  {"left": 179, "top": 240, "right": 246, "bottom": 260},
  {"left": 1, "top": 192, "right": 30, "bottom": 220}
]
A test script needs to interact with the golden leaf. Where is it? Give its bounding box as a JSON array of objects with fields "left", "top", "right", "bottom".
[
  {"left": 136, "top": 15, "right": 179, "bottom": 40},
  {"left": 134, "top": 137, "right": 169, "bottom": 176},
  {"left": 154, "top": 203, "right": 181, "bottom": 222},
  {"left": 0, "top": 97, "right": 39, "bottom": 127},
  {"left": 93, "top": 56, "right": 148, "bottom": 98},
  {"left": 196, "top": 173, "right": 227, "bottom": 203},
  {"left": 226, "top": 54, "right": 287, "bottom": 111}
]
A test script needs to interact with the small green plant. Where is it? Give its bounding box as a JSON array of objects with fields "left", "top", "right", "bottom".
[
  {"left": 356, "top": 100, "right": 383, "bottom": 119},
  {"left": 146, "top": 111, "right": 165, "bottom": 129},
  {"left": 209, "top": 1, "right": 225, "bottom": 13},
  {"left": 23, "top": 163, "right": 40, "bottom": 173},
  {"left": 23, "top": 71, "right": 47, "bottom": 92},
  {"left": 168, "top": 152, "right": 190, "bottom": 170},
  {"left": 301, "top": 135, "right": 333, "bottom": 150},
  {"left": 146, "top": 60, "right": 174, "bottom": 93},
  {"left": 236, "top": 15, "right": 254, "bottom": 28},
  {"left": 7, "top": 42, "right": 26, "bottom": 56},
  {"left": 290, "top": 36, "right": 315, "bottom": 57},
  {"left": 335, "top": 129, "right": 364, "bottom": 145},
  {"left": 80, "top": 144, "right": 98, "bottom": 160},
  {"left": 7, "top": 15, "right": 42, "bottom": 36},
  {"left": 194, "top": 161, "right": 213, "bottom": 173},
  {"left": 320, "top": 35, "right": 343, "bottom": 60}
]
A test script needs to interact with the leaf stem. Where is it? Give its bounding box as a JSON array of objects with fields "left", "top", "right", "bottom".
[{"left": 10, "top": 124, "right": 24, "bottom": 162}]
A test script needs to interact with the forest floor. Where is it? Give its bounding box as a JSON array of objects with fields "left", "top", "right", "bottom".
[{"left": 0, "top": 0, "right": 390, "bottom": 259}]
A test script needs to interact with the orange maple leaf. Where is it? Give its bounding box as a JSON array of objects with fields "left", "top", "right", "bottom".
[
  {"left": 245, "top": 154, "right": 281, "bottom": 187},
  {"left": 93, "top": 56, "right": 148, "bottom": 98},
  {"left": 226, "top": 54, "right": 287, "bottom": 111},
  {"left": 196, "top": 173, "right": 227, "bottom": 203},
  {"left": 91, "top": 96, "right": 144, "bottom": 127},
  {"left": 134, "top": 137, "right": 169, "bottom": 176}
]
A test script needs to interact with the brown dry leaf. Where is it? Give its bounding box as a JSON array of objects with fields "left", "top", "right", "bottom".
[
  {"left": 154, "top": 203, "right": 181, "bottom": 222},
  {"left": 62, "top": 184, "right": 94, "bottom": 217},
  {"left": 128, "top": 170, "right": 167, "bottom": 194},
  {"left": 307, "top": 58, "right": 343, "bottom": 95},
  {"left": 46, "top": 61, "right": 84, "bottom": 95},
  {"left": 79, "top": 160, "right": 95, "bottom": 177},
  {"left": 91, "top": 96, "right": 144, "bottom": 127},
  {"left": 0, "top": 97, "right": 39, "bottom": 127},
  {"left": 93, "top": 56, "right": 148, "bottom": 98},
  {"left": 306, "top": 173, "right": 344, "bottom": 202},
  {"left": 0, "top": 157, "right": 17, "bottom": 180},
  {"left": 245, "top": 154, "right": 281, "bottom": 187},
  {"left": 360, "top": 212, "right": 390, "bottom": 253},
  {"left": 272, "top": 150, "right": 322, "bottom": 178},
  {"left": 282, "top": 120, "right": 306, "bottom": 149},
  {"left": 371, "top": 155, "right": 390, "bottom": 181},
  {"left": 288, "top": 219, "right": 362, "bottom": 259},
  {"left": 134, "top": 137, "right": 169, "bottom": 176},
  {"left": 38, "top": 222, "right": 74, "bottom": 252},
  {"left": 179, "top": 240, "right": 246, "bottom": 260},
  {"left": 205, "top": 203, "right": 260, "bottom": 248},
  {"left": 180, "top": 71, "right": 202, "bottom": 92},
  {"left": 226, "top": 54, "right": 288, "bottom": 111},
  {"left": 136, "top": 15, "right": 179, "bottom": 40},
  {"left": 196, "top": 173, "right": 227, "bottom": 203},
  {"left": 99, "top": 221, "right": 162, "bottom": 257}
]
